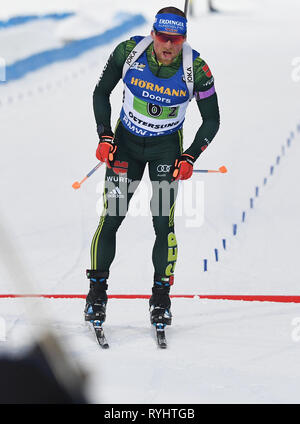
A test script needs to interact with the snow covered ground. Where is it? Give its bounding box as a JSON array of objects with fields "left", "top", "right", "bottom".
[
  {"left": 2, "top": 297, "right": 300, "bottom": 404},
  {"left": 1, "top": 0, "right": 300, "bottom": 404}
]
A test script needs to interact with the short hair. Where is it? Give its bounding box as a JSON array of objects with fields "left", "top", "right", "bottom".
[{"left": 156, "top": 6, "right": 186, "bottom": 19}]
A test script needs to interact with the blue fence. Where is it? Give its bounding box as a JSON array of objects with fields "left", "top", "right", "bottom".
[
  {"left": 3, "top": 13, "right": 146, "bottom": 83},
  {"left": 0, "top": 12, "right": 75, "bottom": 30},
  {"left": 203, "top": 126, "right": 300, "bottom": 272}
]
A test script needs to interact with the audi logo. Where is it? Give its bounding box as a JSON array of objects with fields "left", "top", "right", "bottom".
[{"left": 157, "top": 164, "right": 171, "bottom": 173}]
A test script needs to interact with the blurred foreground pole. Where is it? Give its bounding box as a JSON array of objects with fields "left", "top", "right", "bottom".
[{"left": 0, "top": 214, "right": 88, "bottom": 403}]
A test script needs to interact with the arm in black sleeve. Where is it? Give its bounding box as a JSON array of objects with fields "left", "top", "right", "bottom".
[
  {"left": 93, "top": 41, "right": 127, "bottom": 133},
  {"left": 183, "top": 92, "right": 220, "bottom": 161},
  {"left": 183, "top": 56, "right": 220, "bottom": 161}
]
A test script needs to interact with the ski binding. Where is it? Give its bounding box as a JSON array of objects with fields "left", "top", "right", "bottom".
[
  {"left": 155, "top": 323, "right": 167, "bottom": 349},
  {"left": 91, "top": 320, "right": 109, "bottom": 349}
]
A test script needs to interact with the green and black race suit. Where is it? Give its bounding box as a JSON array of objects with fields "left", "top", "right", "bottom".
[{"left": 90, "top": 37, "right": 220, "bottom": 282}]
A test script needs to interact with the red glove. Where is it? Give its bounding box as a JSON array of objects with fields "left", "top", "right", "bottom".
[
  {"left": 96, "top": 135, "right": 117, "bottom": 168},
  {"left": 171, "top": 153, "right": 195, "bottom": 181},
  {"left": 96, "top": 135, "right": 128, "bottom": 174}
]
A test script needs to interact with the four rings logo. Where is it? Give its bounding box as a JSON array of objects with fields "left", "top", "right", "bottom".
[{"left": 157, "top": 164, "right": 171, "bottom": 173}]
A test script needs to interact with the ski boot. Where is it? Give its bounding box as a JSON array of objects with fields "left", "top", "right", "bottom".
[
  {"left": 149, "top": 276, "right": 173, "bottom": 326},
  {"left": 84, "top": 270, "right": 109, "bottom": 324}
]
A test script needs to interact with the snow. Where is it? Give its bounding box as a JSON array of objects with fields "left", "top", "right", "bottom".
[
  {"left": 1, "top": 0, "right": 300, "bottom": 404},
  {"left": 2, "top": 297, "right": 300, "bottom": 404}
]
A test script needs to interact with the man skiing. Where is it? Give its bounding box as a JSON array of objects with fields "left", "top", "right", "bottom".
[{"left": 84, "top": 6, "right": 220, "bottom": 335}]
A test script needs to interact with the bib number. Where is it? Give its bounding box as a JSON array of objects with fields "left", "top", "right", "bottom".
[
  {"left": 147, "top": 104, "right": 178, "bottom": 118},
  {"left": 147, "top": 103, "right": 163, "bottom": 117}
]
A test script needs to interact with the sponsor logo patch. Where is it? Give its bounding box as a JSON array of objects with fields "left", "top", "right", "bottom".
[
  {"left": 130, "top": 62, "right": 146, "bottom": 72},
  {"left": 202, "top": 64, "right": 212, "bottom": 78},
  {"left": 157, "top": 164, "right": 171, "bottom": 173},
  {"left": 130, "top": 77, "right": 187, "bottom": 97}
]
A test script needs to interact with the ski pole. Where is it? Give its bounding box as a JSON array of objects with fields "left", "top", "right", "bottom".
[
  {"left": 193, "top": 165, "right": 227, "bottom": 174},
  {"left": 72, "top": 161, "right": 129, "bottom": 190},
  {"left": 72, "top": 162, "right": 104, "bottom": 190}
]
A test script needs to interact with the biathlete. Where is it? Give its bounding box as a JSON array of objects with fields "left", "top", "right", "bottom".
[{"left": 84, "top": 6, "right": 220, "bottom": 327}]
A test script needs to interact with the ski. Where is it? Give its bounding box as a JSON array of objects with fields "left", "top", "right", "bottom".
[
  {"left": 91, "top": 320, "right": 109, "bottom": 349},
  {"left": 155, "top": 324, "right": 167, "bottom": 349}
]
